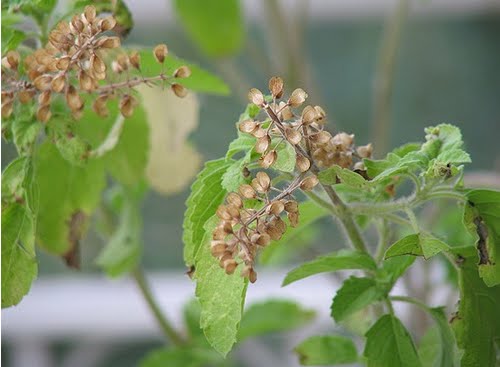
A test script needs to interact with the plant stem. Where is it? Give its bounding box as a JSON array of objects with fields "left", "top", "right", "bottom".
[
  {"left": 132, "top": 268, "right": 185, "bottom": 346},
  {"left": 375, "top": 219, "right": 390, "bottom": 263},
  {"left": 390, "top": 295, "right": 430, "bottom": 312}
]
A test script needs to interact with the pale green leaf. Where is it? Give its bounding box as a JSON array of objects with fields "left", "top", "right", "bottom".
[
  {"left": 274, "top": 140, "right": 296, "bottom": 172},
  {"left": 294, "top": 335, "right": 358, "bottom": 366},
  {"left": 385, "top": 233, "right": 449, "bottom": 260}
]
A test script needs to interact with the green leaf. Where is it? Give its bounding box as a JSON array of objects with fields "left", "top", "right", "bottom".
[
  {"left": 12, "top": 113, "right": 42, "bottom": 155},
  {"left": 385, "top": 233, "right": 449, "bottom": 260},
  {"left": 364, "top": 314, "right": 422, "bottom": 367},
  {"left": 331, "top": 277, "right": 386, "bottom": 322},
  {"left": 220, "top": 159, "right": 248, "bottom": 192},
  {"left": 294, "top": 335, "right": 358, "bottom": 366},
  {"left": 378, "top": 255, "right": 415, "bottom": 285},
  {"left": 2, "top": 156, "right": 30, "bottom": 204},
  {"left": 450, "top": 246, "right": 500, "bottom": 367},
  {"left": 260, "top": 200, "right": 329, "bottom": 264},
  {"left": 318, "top": 165, "right": 367, "bottom": 187},
  {"left": 1, "top": 202, "right": 37, "bottom": 308},
  {"left": 173, "top": 0, "right": 244, "bottom": 57},
  {"left": 194, "top": 216, "right": 247, "bottom": 356},
  {"left": 238, "top": 300, "right": 315, "bottom": 341},
  {"left": 34, "top": 142, "right": 105, "bottom": 254},
  {"left": 2, "top": 29, "right": 26, "bottom": 53},
  {"left": 139, "top": 346, "right": 220, "bottom": 367},
  {"left": 183, "top": 159, "right": 231, "bottom": 266},
  {"left": 138, "top": 50, "right": 229, "bottom": 95},
  {"left": 463, "top": 189, "right": 500, "bottom": 286},
  {"left": 96, "top": 193, "right": 143, "bottom": 277},
  {"left": 225, "top": 132, "right": 255, "bottom": 159},
  {"left": 52, "top": 128, "right": 91, "bottom": 166},
  {"left": 283, "top": 250, "right": 376, "bottom": 286},
  {"left": 274, "top": 141, "right": 296, "bottom": 172}
]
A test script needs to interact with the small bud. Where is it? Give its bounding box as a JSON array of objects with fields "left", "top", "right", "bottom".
[
  {"left": 226, "top": 192, "right": 243, "bottom": 208},
  {"left": 33, "top": 74, "right": 53, "bottom": 91},
  {"left": 284, "top": 200, "right": 299, "bottom": 213},
  {"left": 119, "top": 94, "right": 137, "bottom": 117},
  {"left": 301, "top": 105, "right": 318, "bottom": 125},
  {"left": 300, "top": 175, "right": 319, "bottom": 191},
  {"left": 98, "top": 16, "right": 116, "bottom": 31},
  {"left": 239, "top": 120, "right": 258, "bottom": 134},
  {"left": 18, "top": 90, "right": 35, "bottom": 104},
  {"left": 173, "top": 65, "right": 191, "bottom": 78},
  {"left": 268, "top": 200, "right": 285, "bottom": 216},
  {"left": 356, "top": 143, "right": 373, "bottom": 158},
  {"left": 171, "top": 83, "right": 188, "bottom": 98},
  {"left": 285, "top": 127, "right": 302, "bottom": 145},
  {"left": 296, "top": 154, "right": 311, "bottom": 172},
  {"left": 38, "top": 90, "right": 51, "bottom": 106},
  {"left": 248, "top": 88, "right": 265, "bottom": 107},
  {"left": 211, "top": 240, "right": 228, "bottom": 257},
  {"left": 260, "top": 150, "right": 277, "bottom": 168},
  {"left": 37, "top": 105, "right": 51, "bottom": 122},
  {"left": 153, "top": 44, "right": 168, "bottom": 63},
  {"left": 83, "top": 5, "right": 97, "bottom": 24},
  {"left": 97, "top": 36, "right": 121, "bottom": 49},
  {"left": 288, "top": 211, "right": 299, "bottom": 227},
  {"left": 239, "top": 184, "right": 256, "bottom": 199},
  {"left": 129, "top": 51, "right": 141, "bottom": 70},
  {"left": 255, "top": 135, "right": 270, "bottom": 154},
  {"left": 288, "top": 88, "right": 308, "bottom": 107},
  {"left": 268, "top": 76, "right": 284, "bottom": 98}
]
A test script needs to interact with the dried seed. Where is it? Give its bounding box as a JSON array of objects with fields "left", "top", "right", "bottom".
[
  {"left": 38, "top": 90, "right": 51, "bottom": 106},
  {"left": 285, "top": 127, "right": 302, "bottom": 145},
  {"left": 36, "top": 105, "right": 51, "bottom": 122},
  {"left": 223, "top": 259, "right": 238, "bottom": 275},
  {"left": 268, "top": 76, "right": 284, "bottom": 99},
  {"left": 268, "top": 200, "right": 285, "bottom": 216},
  {"left": 129, "top": 51, "right": 141, "bottom": 70},
  {"left": 65, "top": 85, "right": 83, "bottom": 111},
  {"left": 92, "top": 95, "right": 109, "bottom": 117},
  {"left": 90, "top": 54, "right": 106, "bottom": 77},
  {"left": 97, "top": 36, "right": 121, "bottom": 49},
  {"left": 252, "top": 127, "right": 267, "bottom": 138},
  {"left": 288, "top": 211, "right": 299, "bottom": 227},
  {"left": 3, "top": 50, "right": 20, "bottom": 69},
  {"left": 239, "top": 184, "right": 256, "bottom": 199},
  {"left": 255, "top": 135, "right": 271, "bottom": 154},
  {"left": 239, "top": 119, "right": 258, "bottom": 134},
  {"left": 260, "top": 150, "right": 277, "bottom": 168},
  {"left": 332, "top": 132, "right": 354, "bottom": 149},
  {"left": 1, "top": 100, "right": 13, "bottom": 118},
  {"left": 288, "top": 88, "right": 307, "bottom": 107},
  {"left": 300, "top": 175, "right": 319, "bottom": 191},
  {"left": 79, "top": 70, "right": 95, "bottom": 91},
  {"left": 33, "top": 74, "right": 53, "bottom": 91},
  {"left": 284, "top": 200, "right": 299, "bottom": 213},
  {"left": 83, "top": 5, "right": 97, "bottom": 24},
  {"left": 211, "top": 240, "right": 228, "bottom": 257},
  {"left": 171, "top": 83, "right": 187, "bottom": 98},
  {"left": 301, "top": 105, "right": 318, "bottom": 125},
  {"left": 296, "top": 154, "right": 311, "bottom": 172},
  {"left": 153, "top": 44, "right": 168, "bottom": 63},
  {"left": 119, "top": 94, "right": 137, "bottom": 117},
  {"left": 356, "top": 143, "right": 373, "bottom": 158},
  {"left": 98, "top": 16, "right": 116, "bottom": 31},
  {"left": 56, "top": 56, "right": 71, "bottom": 71},
  {"left": 51, "top": 74, "right": 66, "bottom": 93},
  {"left": 251, "top": 233, "right": 271, "bottom": 247},
  {"left": 248, "top": 88, "right": 265, "bottom": 107},
  {"left": 18, "top": 90, "right": 35, "bottom": 104},
  {"left": 310, "top": 131, "right": 332, "bottom": 145},
  {"left": 314, "top": 105, "right": 326, "bottom": 123},
  {"left": 226, "top": 192, "right": 243, "bottom": 208},
  {"left": 173, "top": 65, "right": 191, "bottom": 78}
]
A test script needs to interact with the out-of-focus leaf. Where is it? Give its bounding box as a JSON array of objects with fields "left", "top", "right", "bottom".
[
  {"left": 294, "top": 335, "right": 358, "bottom": 366},
  {"left": 12, "top": 112, "right": 42, "bottom": 155},
  {"left": 139, "top": 346, "right": 220, "bottom": 367},
  {"left": 173, "top": 0, "right": 244, "bottom": 57}
]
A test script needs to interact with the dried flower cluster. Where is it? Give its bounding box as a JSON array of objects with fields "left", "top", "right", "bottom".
[
  {"left": 215, "top": 77, "right": 373, "bottom": 283},
  {"left": 1, "top": 5, "right": 191, "bottom": 122},
  {"left": 212, "top": 171, "right": 319, "bottom": 283}
]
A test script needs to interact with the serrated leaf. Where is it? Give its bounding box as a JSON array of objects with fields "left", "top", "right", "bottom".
[
  {"left": 294, "top": 335, "right": 358, "bottom": 366},
  {"left": 221, "top": 159, "right": 248, "bottom": 192},
  {"left": 183, "top": 159, "right": 231, "bottom": 266},
  {"left": 364, "top": 314, "right": 422, "bottom": 367},
  {"left": 225, "top": 132, "right": 255, "bottom": 159},
  {"left": 331, "top": 277, "right": 386, "bottom": 322},
  {"left": 318, "top": 165, "right": 367, "bottom": 187},
  {"left": 385, "top": 233, "right": 449, "bottom": 260},
  {"left": 173, "top": 0, "right": 243, "bottom": 57},
  {"left": 377, "top": 255, "right": 415, "bottom": 285},
  {"left": 238, "top": 300, "right": 315, "bottom": 341},
  {"left": 450, "top": 246, "right": 500, "bottom": 367},
  {"left": 463, "top": 189, "right": 500, "bottom": 286},
  {"left": 34, "top": 142, "right": 105, "bottom": 254},
  {"left": 1, "top": 202, "right": 37, "bottom": 308},
  {"left": 283, "top": 250, "right": 376, "bottom": 286},
  {"left": 194, "top": 216, "right": 247, "bottom": 356}
]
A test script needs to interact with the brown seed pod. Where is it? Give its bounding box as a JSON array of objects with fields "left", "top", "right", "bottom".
[
  {"left": 248, "top": 88, "right": 265, "bottom": 107},
  {"left": 98, "top": 16, "right": 116, "bottom": 31},
  {"left": 36, "top": 105, "right": 51, "bottom": 122},
  {"left": 300, "top": 175, "right": 319, "bottom": 191},
  {"left": 1, "top": 100, "right": 14, "bottom": 118},
  {"left": 251, "top": 127, "right": 267, "bottom": 138},
  {"left": 18, "top": 90, "right": 35, "bottom": 104},
  {"left": 173, "top": 65, "right": 191, "bottom": 78},
  {"left": 310, "top": 131, "right": 332, "bottom": 145},
  {"left": 223, "top": 259, "right": 238, "bottom": 275},
  {"left": 211, "top": 240, "right": 228, "bottom": 257},
  {"left": 279, "top": 102, "right": 294, "bottom": 120},
  {"left": 285, "top": 127, "right": 302, "bottom": 145},
  {"left": 356, "top": 143, "right": 373, "bottom": 158},
  {"left": 65, "top": 85, "right": 83, "bottom": 111},
  {"left": 314, "top": 105, "right": 326, "bottom": 123},
  {"left": 255, "top": 135, "right": 271, "bottom": 154},
  {"left": 256, "top": 172, "right": 271, "bottom": 191},
  {"left": 92, "top": 95, "right": 109, "bottom": 117},
  {"left": 51, "top": 74, "right": 66, "bottom": 93},
  {"left": 301, "top": 105, "right": 318, "bottom": 125},
  {"left": 288, "top": 88, "right": 308, "bottom": 108},
  {"left": 116, "top": 54, "right": 129, "bottom": 71},
  {"left": 239, "top": 120, "right": 258, "bottom": 134},
  {"left": 153, "top": 44, "right": 168, "bottom": 63},
  {"left": 288, "top": 211, "right": 299, "bottom": 227},
  {"left": 171, "top": 83, "right": 188, "bottom": 98},
  {"left": 226, "top": 192, "right": 243, "bottom": 208},
  {"left": 284, "top": 200, "right": 299, "bottom": 213},
  {"left": 268, "top": 76, "right": 284, "bottom": 99},
  {"left": 97, "top": 36, "right": 121, "bottom": 49},
  {"left": 70, "top": 15, "right": 85, "bottom": 34},
  {"left": 2, "top": 50, "right": 20, "bottom": 70},
  {"left": 33, "top": 74, "right": 53, "bottom": 91},
  {"left": 79, "top": 70, "right": 95, "bottom": 91},
  {"left": 129, "top": 51, "right": 141, "bottom": 70},
  {"left": 296, "top": 154, "right": 311, "bottom": 172},
  {"left": 268, "top": 200, "right": 285, "bottom": 216},
  {"left": 90, "top": 54, "right": 106, "bottom": 77},
  {"left": 119, "top": 94, "right": 137, "bottom": 117},
  {"left": 38, "top": 90, "right": 51, "bottom": 106},
  {"left": 260, "top": 150, "right": 277, "bottom": 168},
  {"left": 56, "top": 56, "right": 71, "bottom": 71},
  {"left": 242, "top": 265, "right": 257, "bottom": 283},
  {"left": 239, "top": 184, "right": 256, "bottom": 199},
  {"left": 82, "top": 5, "right": 97, "bottom": 24},
  {"left": 251, "top": 233, "right": 271, "bottom": 247},
  {"left": 331, "top": 132, "right": 354, "bottom": 149}
]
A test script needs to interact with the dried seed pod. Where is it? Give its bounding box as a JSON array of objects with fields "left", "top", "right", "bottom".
[
  {"left": 255, "top": 135, "right": 270, "bottom": 154},
  {"left": 2, "top": 50, "right": 20, "bottom": 70},
  {"left": 1, "top": 100, "right": 13, "bottom": 118},
  {"left": 239, "top": 184, "right": 256, "bottom": 199},
  {"left": 356, "top": 143, "right": 373, "bottom": 158},
  {"left": 332, "top": 132, "right": 354, "bottom": 149},
  {"left": 248, "top": 88, "right": 265, "bottom": 107},
  {"left": 310, "top": 131, "right": 332, "bottom": 145},
  {"left": 268, "top": 76, "right": 284, "bottom": 99},
  {"left": 65, "top": 85, "right": 83, "bottom": 111},
  {"left": 18, "top": 90, "right": 35, "bottom": 104},
  {"left": 251, "top": 127, "right": 267, "bottom": 138},
  {"left": 82, "top": 5, "right": 97, "bottom": 24},
  {"left": 268, "top": 200, "right": 285, "bottom": 216},
  {"left": 36, "top": 105, "right": 51, "bottom": 122},
  {"left": 256, "top": 172, "right": 271, "bottom": 191},
  {"left": 90, "top": 54, "right": 106, "bottom": 77},
  {"left": 353, "top": 161, "right": 366, "bottom": 171},
  {"left": 242, "top": 265, "right": 257, "bottom": 283},
  {"left": 111, "top": 60, "right": 123, "bottom": 74},
  {"left": 223, "top": 259, "right": 238, "bottom": 275},
  {"left": 119, "top": 94, "right": 137, "bottom": 117},
  {"left": 171, "top": 83, "right": 188, "bottom": 98},
  {"left": 314, "top": 105, "right": 326, "bottom": 123},
  {"left": 226, "top": 205, "right": 240, "bottom": 219},
  {"left": 173, "top": 65, "right": 191, "bottom": 78},
  {"left": 284, "top": 200, "right": 299, "bottom": 213},
  {"left": 51, "top": 74, "right": 66, "bottom": 93},
  {"left": 300, "top": 175, "right": 319, "bottom": 191},
  {"left": 212, "top": 227, "right": 226, "bottom": 240},
  {"left": 70, "top": 15, "right": 85, "bottom": 34},
  {"left": 211, "top": 240, "right": 228, "bottom": 257},
  {"left": 33, "top": 74, "right": 53, "bottom": 91},
  {"left": 296, "top": 154, "right": 311, "bottom": 172},
  {"left": 226, "top": 192, "right": 243, "bottom": 208},
  {"left": 288, "top": 88, "right": 308, "bottom": 107},
  {"left": 251, "top": 233, "right": 271, "bottom": 247},
  {"left": 129, "top": 51, "right": 141, "bottom": 70},
  {"left": 97, "top": 36, "right": 121, "bottom": 49},
  {"left": 301, "top": 105, "right": 318, "bottom": 125},
  {"left": 79, "top": 70, "right": 95, "bottom": 91},
  {"left": 285, "top": 127, "right": 302, "bottom": 145},
  {"left": 219, "top": 221, "right": 233, "bottom": 234},
  {"left": 56, "top": 56, "right": 71, "bottom": 71},
  {"left": 278, "top": 101, "right": 294, "bottom": 120},
  {"left": 288, "top": 211, "right": 299, "bottom": 227},
  {"left": 272, "top": 216, "right": 287, "bottom": 233},
  {"left": 239, "top": 120, "right": 258, "bottom": 134},
  {"left": 98, "top": 16, "right": 116, "bottom": 31},
  {"left": 92, "top": 95, "right": 109, "bottom": 117},
  {"left": 153, "top": 44, "right": 168, "bottom": 63},
  {"left": 116, "top": 54, "right": 129, "bottom": 71},
  {"left": 38, "top": 90, "right": 51, "bottom": 106},
  {"left": 260, "top": 150, "right": 277, "bottom": 168}
]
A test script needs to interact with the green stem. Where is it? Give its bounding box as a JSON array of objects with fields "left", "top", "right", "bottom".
[
  {"left": 132, "top": 268, "right": 185, "bottom": 346},
  {"left": 385, "top": 298, "right": 395, "bottom": 315},
  {"left": 390, "top": 295, "right": 430, "bottom": 312},
  {"left": 375, "top": 219, "right": 390, "bottom": 263}
]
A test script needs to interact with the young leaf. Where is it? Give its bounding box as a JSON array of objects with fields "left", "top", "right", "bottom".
[
  {"left": 364, "top": 314, "right": 422, "bottom": 367},
  {"left": 1, "top": 203, "right": 37, "bottom": 308},
  {"left": 173, "top": 0, "right": 244, "bottom": 57},
  {"left": 385, "top": 233, "right": 449, "bottom": 260},
  {"left": 238, "top": 300, "right": 315, "bottom": 341},
  {"left": 463, "top": 189, "right": 500, "bottom": 286},
  {"left": 331, "top": 277, "right": 386, "bottom": 322},
  {"left": 318, "top": 165, "right": 367, "bottom": 187},
  {"left": 450, "top": 246, "right": 500, "bottom": 366},
  {"left": 282, "top": 250, "right": 376, "bottom": 286},
  {"left": 294, "top": 335, "right": 358, "bottom": 366},
  {"left": 194, "top": 217, "right": 247, "bottom": 356},
  {"left": 183, "top": 159, "right": 232, "bottom": 266}
]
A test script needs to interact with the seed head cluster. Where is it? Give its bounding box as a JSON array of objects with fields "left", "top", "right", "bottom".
[{"left": 1, "top": 5, "right": 190, "bottom": 123}]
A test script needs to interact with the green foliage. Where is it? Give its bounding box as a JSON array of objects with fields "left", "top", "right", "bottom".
[
  {"left": 139, "top": 347, "right": 220, "bottom": 367},
  {"left": 294, "top": 335, "right": 358, "bottom": 365},
  {"left": 319, "top": 165, "right": 367, "bottom": 187},
  {"left": 385, "top": 233, "right": 449, "bottom": 260},
  {"left": 364, "top": 314, "right": 422, "bottom": 367},
  {"left": 238, "top": 300, "right": 315, "bottom": 341},
  {"left": 173, "top": 0, "right": 244, "bottom": 57},
  {"left": 283, "top": 250, "right": 376, "bottom": 286}
]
